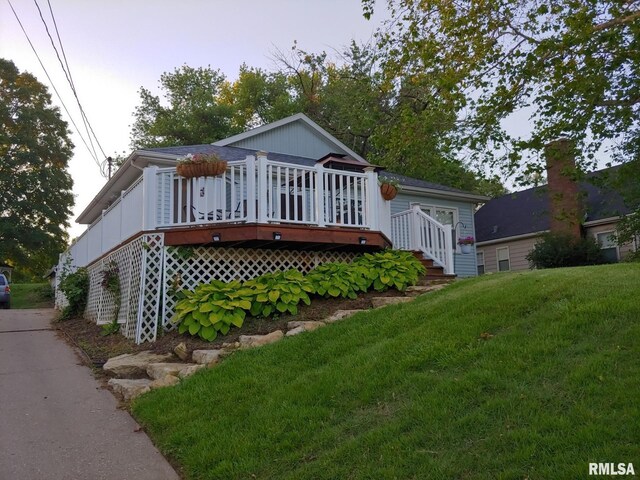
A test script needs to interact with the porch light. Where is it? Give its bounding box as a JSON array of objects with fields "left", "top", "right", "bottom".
[
  {"left": 359, "top": 236, "right": 367, "bottom": 245},
  {"left": 212, "top": 233, "right": 222, "bottom": 242},
  {"left": 273, "top": 232, "right": 282, "bottom": 241}
]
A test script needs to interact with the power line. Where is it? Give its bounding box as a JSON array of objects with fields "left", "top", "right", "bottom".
[{"left": 6, "top": 0, "right": 103, "bottom": 170}]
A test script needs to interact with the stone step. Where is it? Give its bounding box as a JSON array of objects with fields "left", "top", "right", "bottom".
[
  {"left": 239, "top": 330, "right": 284, "bottom": 348},
  {"left": 103, "top": 351, "right": 174, "bottom": 379},
  {"left": 405, "top": 284, "right": 448, "bottom": 296},
  {"left": 146, "top": 362, "right": 205, "bottom": 380},
  {"left": 192, "top": 349, "right": 223, "bottom": 366},
  {"left": 107, "top": 378, "right": 152, "bottom": 402},
  {"left": 323, "top": 309, "right": 366, "bottom": 324},
  {"left": 370, "top": 296, "right": 414, "bottom": 308}
]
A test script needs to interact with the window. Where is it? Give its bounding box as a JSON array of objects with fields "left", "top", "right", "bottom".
[
  {"left": 596, "top": 231, "right": 619, "bottom": 263},
  {"left": 477, "top": 251, "right": 485, "bottom": 275},
  {"left": 497, "top": 247, "right": 510, "bottom": 271},
  {"left": 418, "top": 205, "right": 458, "bottom": 227}
]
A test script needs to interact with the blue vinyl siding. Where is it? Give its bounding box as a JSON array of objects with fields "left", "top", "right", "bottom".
[
  {"left": 391, "top": 193, "right": 478, "bottom": 277},
  {"left": 229, "top": 122, "right": 348, "bottom": 160}
]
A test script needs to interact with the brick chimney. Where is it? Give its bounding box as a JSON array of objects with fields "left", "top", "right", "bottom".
[{"left": 544, "top": 138, "right": 582, "bottom": 239}]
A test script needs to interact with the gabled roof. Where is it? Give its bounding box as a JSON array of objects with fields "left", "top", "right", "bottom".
[
  {"left": 475, "top": 165, "right": 631, "bottom": 243},
  {"left": 213, "top": 113, "right": 368, "bottom": 163}
]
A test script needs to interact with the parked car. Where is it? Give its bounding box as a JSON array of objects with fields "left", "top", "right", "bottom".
[{"left": 0, "top": 273, "right": 10, "bottom": 309}]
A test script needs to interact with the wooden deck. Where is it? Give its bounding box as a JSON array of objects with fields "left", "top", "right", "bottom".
[{"left": 162, "top": 223, "right": 391, "bottom": 251}]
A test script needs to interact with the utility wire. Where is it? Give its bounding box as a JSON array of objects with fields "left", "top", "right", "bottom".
[
  {"left": 34, "top": 0, "right": 108, "bottom": 167},
  {"left": 6, "top": 0, "right": 102, "bottom": 170},
  {"left": 45, "top": 0, "right": 108, "bottom": 162}
]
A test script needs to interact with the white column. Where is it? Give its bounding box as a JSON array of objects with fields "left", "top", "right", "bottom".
[
  {"left": 245, "top": 154, "right": 256, "bottom": 222},
  {"left": 142, "top": 166, "right": 159, "bottom": 230},
  {"left": 315, "top": 163, "right": 325, "bottom": 227},
  {"left": 444, "top": 224, "right": 455, "bottom": 274},
  {"left": 411, "top": 204, "right": 422, "bottom": 251},
  {"left": 256, "top": 151, "right": 268, "bottom": 223},
  {"left": 364, "top": 167, "right": 381, "bottom": 232}
]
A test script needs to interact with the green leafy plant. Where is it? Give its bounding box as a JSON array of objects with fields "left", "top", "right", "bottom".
[
  {"left": 172, "top": 280, "right": 255, "bottom": 341},
  {"left": 101, "top": 320, "right": 121, "bottom": 336},
  {"left": 58, "top": 267, "right": 89, "bottom": 320},
  {"left": 306, "top": 262, "right": 370, "bottom": 299},
  {"left": 526, "top": 233, "right": 607, "bottom": 269},
  {"left": 354, "top": 250, "right": 426, "bottom": 291},
  {"left": 244, "top": 269, "right": 314, "bottom": 317}
]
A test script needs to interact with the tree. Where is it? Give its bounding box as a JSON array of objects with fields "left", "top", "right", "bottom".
[
  {"left": 0, "top": 59, "right": 74, "bottom": 280},
  {"left": 130, "top": 65, "right": 240, "bottom": 148},
  {"left": 362, "top": 0, "right": 640, "bottom": 177}
]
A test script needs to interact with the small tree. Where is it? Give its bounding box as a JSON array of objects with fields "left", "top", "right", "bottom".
[{"left": 526, "top": 233, "right": 607, "bottom": 269}]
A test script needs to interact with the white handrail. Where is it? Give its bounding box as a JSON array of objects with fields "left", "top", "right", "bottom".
[{"left": 391, "top": 205, "right": 454, "bottom": 274}]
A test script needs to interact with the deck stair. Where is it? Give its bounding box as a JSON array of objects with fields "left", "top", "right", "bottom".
[{"left": 411, "top": 251, "right": 456, "bottom": 285}]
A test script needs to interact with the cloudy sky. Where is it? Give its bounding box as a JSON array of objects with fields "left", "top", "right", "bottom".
[{"left": 1, "top": 0, "right": 387, "bottom": 237}]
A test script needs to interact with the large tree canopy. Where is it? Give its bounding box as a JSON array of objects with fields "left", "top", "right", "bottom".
[
  {"left": 362, "top": 0, "right": 640, "bottom": 177},
  {"left": 0, "top": 59, "right": 74, "bottom": 280}
]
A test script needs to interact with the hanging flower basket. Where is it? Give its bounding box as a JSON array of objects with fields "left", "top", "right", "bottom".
[
  {"left": 176, "top": 153, "right": 227, "bottom": 178},
  {"left": 457, "top": 236, "right": 475, "bottom": 254},
  {"left": 380, "top": 182, "right": 399, "bottom": 201}
]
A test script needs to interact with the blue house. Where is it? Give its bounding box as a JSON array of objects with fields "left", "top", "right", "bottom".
[{"left": 58, "top": 113, "right": 486, "bottom": 342}]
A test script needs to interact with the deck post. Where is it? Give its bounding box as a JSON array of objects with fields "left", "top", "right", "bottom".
[
  {"left": 245, "top": 154, "right": 256, "bottom": 222},
  {"left": 364, "top": 167, "right": 381, "bottom": 232},
  {"left": 256, "top": 152, "right": 268, "bottom": 223},
  {"left": 444, "top": 224, "right": 454, "bottom": 274},
  {"left": 142, "top": 166, "right": 159, "bottom": 230},
  {"left": 315, "top": 163, "right": 325, "bottom": 227},
  {"left": 411, "top": 204, "right": 422, "bottom": 251}
]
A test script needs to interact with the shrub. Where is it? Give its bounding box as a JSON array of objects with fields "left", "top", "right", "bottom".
[
  {"left": 306, "top": 262, "right": 370, "bottom": 299},
  {"left": 172, "top": 280, "right": 254, "bottom": 341},
  {"left": 354, "top": 250, "right": 426, "bottom": 291},
  {"left": 58, "top": 267, "right": 89, "bottom": 320},
  {"left": 244, "top": 269, "right": 314, "bottom": 317},
  {"left": 526, "top": 233, "right": 607, "bottom": 269}
]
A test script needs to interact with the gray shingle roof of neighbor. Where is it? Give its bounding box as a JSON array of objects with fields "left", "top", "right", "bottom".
[
  {"left": 145, "top": 145, "right": 482, "bottom": 196},
  {"left": 475, "top": 165, "right": 632, "bottom": 243}
]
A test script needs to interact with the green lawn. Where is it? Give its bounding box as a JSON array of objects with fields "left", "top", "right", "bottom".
[
  {"left": 9, "top": 283, "right": 54, "bottom": 309},
  {"left": 132, "top": 264, "right": 640, "bottom": 479}
]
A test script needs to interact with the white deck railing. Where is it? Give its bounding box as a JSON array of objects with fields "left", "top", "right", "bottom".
[
  {"left": 391, "top": 205, "right": 454, "bottom": 274},
  {"left": 61, "top": 154, "right": 379, "bottom": 269},
  {"left": 154, "top": 155, "right": 375, "bottom": 230}
]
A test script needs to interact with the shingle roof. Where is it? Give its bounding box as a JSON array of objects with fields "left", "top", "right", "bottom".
[
  {"left": 475, "top": 165, "right": 631, "bottom": 243},
  {"left": 145, "top": 144, "right": 482, "bottom": 197}
]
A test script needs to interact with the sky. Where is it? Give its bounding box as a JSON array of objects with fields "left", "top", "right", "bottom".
[{"left": 0, "top": 0, "right": 388, "bottom": 237}]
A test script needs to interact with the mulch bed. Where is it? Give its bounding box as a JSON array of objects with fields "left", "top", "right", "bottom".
[{"left": 55, "top": 289, "right": 403, "bottom": 365}]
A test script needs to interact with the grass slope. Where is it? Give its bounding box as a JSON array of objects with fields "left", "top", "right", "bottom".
[
  {"left": 9, "top": 283, "right": 53, "bottom": 309},
  {"left": 133, "top": 265, "right": 640, "bottom": 479}
]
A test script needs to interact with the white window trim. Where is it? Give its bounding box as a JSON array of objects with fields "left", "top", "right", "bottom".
[
  {"left": 594, "top": 230, "right": 619, "bottom": 261},
  {"left": 411, "top": 202, "right": 461, "bottom": 252},
  {"left": 496, "top": 246, "right": 510, "bottom": 272},
  {"left": 476, "top": 250, "right": 485, "bottom": 275}
]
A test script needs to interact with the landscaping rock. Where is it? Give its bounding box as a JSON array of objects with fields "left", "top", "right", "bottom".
[
  {"left": 323, "top": 309, "right": 365, "bottom": 324},
  {"left": 107, "top": 378, "right": 152, "bottom": 401},
  {"left": 146, "top": 362, "right": 203, "bottom": 380},
  {"left": 406, "top": 284, "right": 447, "bottom": 296},
  {"left": 287, "top": 320, "right": 325, "bottom": 331},
  {"left": 174, "top": 342, "right": 189, "bottom": 361},
  {"left": 103, "top": 351, "right": 174, "bottom": 379},
  {"left": 177, "top": 364, "right": 205, "bottom": 379},
  {"left": 149, "top": 374, "right": 180, "bottom": 390},
  {"left": 239, "top": 330, "right": 284, "bottom": 348},
  {"left": 192, "top": 349, "right": 223, "bottom": 366},
  {"left": 285, "top": 326, "right": 305, "bottom": 337},
  {"left": 371, "top": 297, "right": 414, "bottom": 308}
]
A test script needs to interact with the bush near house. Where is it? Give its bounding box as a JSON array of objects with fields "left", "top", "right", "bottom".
[
  {"left": 526, "top": 232, "right": 607, "bottom": 269},
  {"left": 133, "top": 264, "right": 640, "bottom": 479}
]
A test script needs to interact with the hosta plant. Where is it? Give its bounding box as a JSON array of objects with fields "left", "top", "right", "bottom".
[
  {"left": 244, "top": 269, "right": 314, "bottom": 317},
  {"left": 172, "top": 280, "right": 255, "bottom": 341},
  {"left": 355, "top": 250, "right": 426, "bottom": 291},
  {"left": 306, "top": 262, "right": 369, "bottom": 299}
]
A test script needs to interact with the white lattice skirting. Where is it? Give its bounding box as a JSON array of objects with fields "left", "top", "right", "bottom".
[
  {"left": 57, "top": 237, "right": 359, "bottom": 343},
  {"left": 161, "top": 246, "right": 358, "bottom": 331}
]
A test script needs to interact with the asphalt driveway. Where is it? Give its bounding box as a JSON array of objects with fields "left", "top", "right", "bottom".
[{"left": 0, "top": 308, "right": 179, "bottom": 480}]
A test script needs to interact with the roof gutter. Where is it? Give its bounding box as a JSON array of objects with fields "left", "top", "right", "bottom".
[
  {"left": 476, "top": 230, "right": 547, "bottom": 246},
  {"left": 399, "top": 184, "right": 490, "bottom": 203}
]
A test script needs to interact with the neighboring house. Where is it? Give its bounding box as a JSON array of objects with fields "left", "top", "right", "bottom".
[
  {"left": 56, "top": 113, "right": 486, "bottom": 343},
  {"left": 475, "top": 164, "right": 637, "bottom": 274}
]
